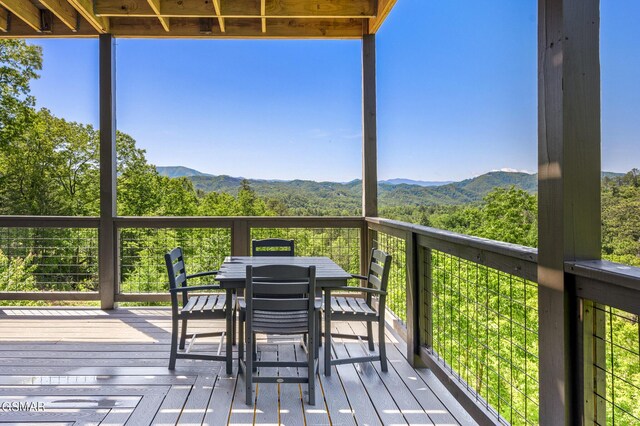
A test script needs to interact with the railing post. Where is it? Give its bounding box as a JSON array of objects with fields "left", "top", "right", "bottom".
[
  {"left": 98, "top": 34, "right": 117, "bottom": 310},
  {"left": 418, "top": 244, "right": 432, "bottom": 351},
  {"left": 581, "top": 300, "right": 606, "bottom": 424},
  {"left": 405, "top": 231, "right": 424, "bottom": 367},
  {"left": 360, "top": 219, "right": 369, "bottom": 276},
  {"left": 232, "top": 219, "right": 249, "bottom": 256}
]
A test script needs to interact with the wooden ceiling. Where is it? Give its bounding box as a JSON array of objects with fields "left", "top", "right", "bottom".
[{"left": 0, "top": 0, "right": 397, "bottom": 39}]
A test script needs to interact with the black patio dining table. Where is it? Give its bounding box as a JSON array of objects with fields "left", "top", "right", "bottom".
[{"left": 215, "top": 256, "right": 353, "bottom": 373}]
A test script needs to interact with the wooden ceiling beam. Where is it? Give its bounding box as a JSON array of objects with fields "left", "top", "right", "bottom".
[
  {"left": 212, "top": 0, "right": 224, "bottom": 32},
  {"left": 67, "top": 0, "right": 110, "bottom": 32},
  {"left": 95, "top": 0, "right": 375, "bottom": 19},
  {"left": 40, "top": 0, "right": 79, "bottom": 31},
  {"left": 0, "top": 0, "right": 41, "bottom": 32},
  {"left": 147, "top": 0, "right": 169, "bottom": 31},
  {"left": 0, "top": 8, "right": 8, "bottom": 32},
  {"left": 368, "top": 0, "right": 396, "bottom": 34},
  {"left": 0, "top": 13, "right": 97, "bottom": 36},
  {"left": 261, "top": 0, "right": 266, "bottom": 33},
  {"left": 108, "top": 17, "right": 363, "bottom": 38}
]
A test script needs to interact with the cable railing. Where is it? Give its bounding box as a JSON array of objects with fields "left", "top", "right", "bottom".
[
  {"left": 428, "top": 249, "right": 539, "bottom": 425},
  {"left": 1, "top": 214, "right": 639, "bottom": 426},
  {"left": 250, "top": 226, "right": 361, "bottom": 275},
  {"left": 119, "top": 227, "right": 232, "bottom": 294},
  {"left": 367, "top": 217, "right": 540, "bottom": 425},
  {"left": 0, "top": 217, "right": 100, "bottom": 302},
  {"left": 570, "top": 261, "right": 640, "bottom": 426},
  {"left": 371, "top": 228, "right": 407, "bottom": 323}
]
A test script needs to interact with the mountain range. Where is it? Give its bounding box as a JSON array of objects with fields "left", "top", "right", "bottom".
[{"left": 156, "top": 166, "right": 624, "bottom": 212}]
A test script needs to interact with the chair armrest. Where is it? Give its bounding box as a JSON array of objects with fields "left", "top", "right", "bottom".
[
  {"left": 186, "top": 270, "right": 219, "bottom": 279},
  {"left": 170, "top": 284, "right": 222, "bottom": 293},
  {"left": 332, "top": 286, "right": 387, "bottom": 295},
  {"left": 350, "top": 274, "right": 368, "bottom": 281}
]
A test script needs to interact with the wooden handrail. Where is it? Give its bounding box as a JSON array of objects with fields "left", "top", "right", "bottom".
[{"left": 0, "top": 216, "right": 100, "bottom": 228}]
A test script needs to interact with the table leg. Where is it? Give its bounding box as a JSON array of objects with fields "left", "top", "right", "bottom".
[
  {"left": 324, "top": 288, "right": 331, "bottom": 376},
  {"left": 226, "top": 288, "right": 233, "bottom": 374}
]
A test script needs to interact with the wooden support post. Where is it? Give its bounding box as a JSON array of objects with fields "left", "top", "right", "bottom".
[
  {"left": 419, "top": 245, "right": 432, "bottom": 350},
  {"left": 405, "top": 231, "right": 424, "bottom": 367},
  {"left": 538, "top": 0, "right": 601, "bottom": 423},
  {"left": 99, "top": 34, "right": 117, "bottom": 310},
  {"left": 582, "top": 300, "right": 607, "bottom": 424},
  {"left": 232, "top": 219, "right": 249, "bottom": 256},
  {"left": 360, "top": 220, "right": 369, "bottom": 276},
  {"left": 362, "top": 34, "right": 377, "bottom": 218}
]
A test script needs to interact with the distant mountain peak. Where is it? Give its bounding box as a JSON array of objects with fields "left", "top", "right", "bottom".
[
  {"left": 490, "top": 168, "right": 534, "bottom": 174},
  {"left": 156, "top": 166, "right": 213, "bottom": 178},
  {"left": 380, "top": 178, "right": 453, "bottom": 187}
]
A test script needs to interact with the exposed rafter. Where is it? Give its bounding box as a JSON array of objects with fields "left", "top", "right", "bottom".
[
  {"left": 0, "top": 8, "right": 7, "bottom": 32},
  {"left": 67, "top": 0, "right": 109, "bottom": 32},
  {"left": 261, "top": 0, "right": 266, "bottom": 33},
  {"left": 212, "top": 0, "right": 224, "bottom": 33},
  {"left": 40, "top": 0, "right": 79, "bottom": 31},
  {"left": 0, "top": 0, "right": 41, "bottom": 32},
  {"left": 147, "top": 0, "right": 169, "bottom": 32}
]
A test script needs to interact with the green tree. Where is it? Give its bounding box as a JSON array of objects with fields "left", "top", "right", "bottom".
[
  {"left": 479, "top": 187, "right": 538, "bottom": 246},
  {"left": 0, "top": 40, "right": 42, "bottom": 148}
]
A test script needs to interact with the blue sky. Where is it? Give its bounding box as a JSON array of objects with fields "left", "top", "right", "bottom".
[{"left": 29, "top": 0, "right": 639, "bottom": 182}]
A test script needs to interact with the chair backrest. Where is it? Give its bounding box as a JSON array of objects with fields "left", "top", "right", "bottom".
[
  {"left": 367, "top": 249, "right": 392, "bottom": 292},
  {"left": 245, "top": 264, "right": 316, "bottom": 335},
  {"left": 252, "top": 238, "right": 295, "bottom": 257},
  {"left": 165, "top": 247, "right": 188, "bottom": 308}
]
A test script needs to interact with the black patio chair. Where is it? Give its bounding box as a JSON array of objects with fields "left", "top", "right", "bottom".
[
  {"left": 164, "top": 247, "right": 236, "bottom": 370},
  {"left": 323, "top": 248, "right": 392, "bottom": 375},
  {"left": 252, "top": 238, "right": 295, "bottom": 256},
  {"left": 239, "top": 264, "right": 319, "bottom": 405}
]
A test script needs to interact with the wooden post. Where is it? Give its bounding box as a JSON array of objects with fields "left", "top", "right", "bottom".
[
  {"left": 405, "top": 231, "right": 424, "bottom": 367},
  {"left": 99, "top": 34, "right": 117, "bottom": 310},
  {"left": 419, "top": 245, "right": 432, "bottom": 350},
  {"left": 360, "top": 220, "right": 369, "bottom": 276},
  {"left": 582, "top": 300, "right": 606, "bottom": 424},
  {"left": 362, "top": 34, "right": 377, "bottom": 218},
  {"left": 232, "top": 219, "right": 249, "bottom": 256},
  {"left": 538, "top": 0, "right": 601, "bottom": 423}
]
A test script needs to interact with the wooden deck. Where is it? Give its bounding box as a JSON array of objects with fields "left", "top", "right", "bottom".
[{"left": 0, "top": 308, "right": 474, "bottom": 425}]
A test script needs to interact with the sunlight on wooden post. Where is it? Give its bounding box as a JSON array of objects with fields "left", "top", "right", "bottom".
[
  {"left": 538, "top": 0, "right": 601, "bottom": 423},
  {"left": 99, "top": 34, "right": 117, "bottom": 310}
]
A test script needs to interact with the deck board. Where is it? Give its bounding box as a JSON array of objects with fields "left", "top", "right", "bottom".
[{"left": 0, "top": 308, "right": 474, "bottom": 425}]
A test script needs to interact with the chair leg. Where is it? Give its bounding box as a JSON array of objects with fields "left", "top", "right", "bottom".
[
  {"left": 245, "top": 330, "right": 253, "bottom": 405},
  {"left": 367, "top": 321, "right": 375, "bottom": 351},
  {"left": 378, "top": 320, "right": 388, "bottom": 372},
  {"left": 169, "top": 316, "right": 179, "bottom": 370},
  {"left": 308, "top": 336, "right": 316, "bottom": 405},
  {"left": 232, "top": 308, "right": 237, "bottom": 346},
  {"left": 238, "top": 312, "right": 245, "bottom": 372},
  {"left": 315, "top": 311, "right": 321, "bottom": 358},
  {"left": 179, "top": 318, "right": 188, "bottom": 350},
  {"left": 324, "top": 312, "right": 331, "bottom": 376},
  {"left": 252, "top": 333, "right": 257, "bottom": 373}
]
